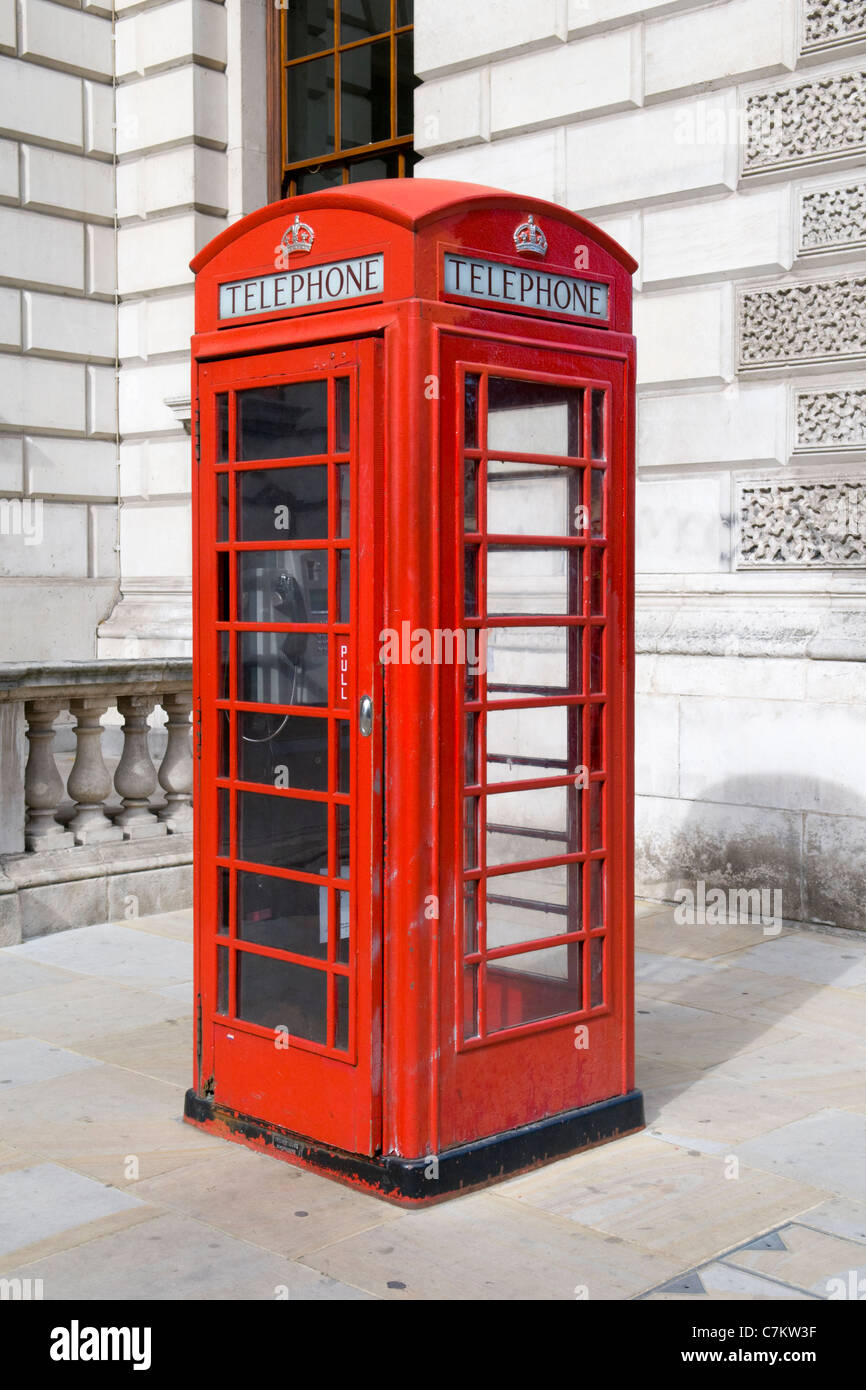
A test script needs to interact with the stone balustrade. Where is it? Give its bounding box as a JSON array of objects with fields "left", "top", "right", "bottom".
[
  {"left": 0, "top": 661, "right": 193, "bottom": 854},
  {"left": 0, "top": 661, "right": 194, "bottom": 944}
]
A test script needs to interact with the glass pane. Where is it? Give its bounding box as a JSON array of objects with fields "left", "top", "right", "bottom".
[
  {"left": 463, "top": 962, "right": 479, "bottom": 1040},
  {"left": 240, "top": 631, "right": 328, "bottom": 708},
  {"left": 590, "top": 935, "right": 604, "bottom": 1007},
  {"left": 396, "top": 30, "right": 415, "bottom": 136},
  {"left": 217, "top": 552, "right": 230, "bottom": 622},
  {"left": 286, "top": 56, "right": 335, "bottom": 164},
  {"left": 216, "top": 393, "right": 229, "bottom": 462},
  {"left": 219, "top": 630, "right": 230, "bottom": 700},
  {"left": 348, "top": 155, "right": 396, "bottom": 182},
  {"left": 589, "top": 702, "right": 604, "bottom": 770},
  {"left": 591, "top": 468, "right": 605, "bottom": 537},
  {"left": 487, "top": 460, "right": 577, "bottom": 537},
  {"left": 335, "top": 973, "right": 350, "bottom": 1051},
  {"left": 463, "top": 796, "right": 478, "bottom": 870},
  {"left": 238, "top": 790, "right": 328, "bottom": 874},
  {"left": 463, "top": 881, "right": 478, "bottom": 953},
  {"left": 487, "top": 378, "right": 583, "bottom": 457},
  {"left": 238, "top": 466, "right": 328, "bottom": 542},
  {"left": 338, "top": 550, "right": 350, "bottom": 622},
  {"left": 486, "top": 864, "right": 579, "bottom": 950},
  {"left": 340, "top": 39, "right": 390, "bottom": 150},
  {"left": 486, "top": 785, "right": 570, "bottom": 866},
  {"left": 464, "top": 459, "right": 478, "bottom": 531},
  {"left": 239, "top": 550, "right": 328, "bottom": 623},
  {"left": 218, "top": 867, "right": 231, "bottom": 936},
  {"left": 338, "top": 720, "right": 350, "bottom": 791},
  {"left": 486, "top": 626, "right": 574, "bottom": 698},
  {"left": 217, "top": 473, "right": 229, "bottom": 541},
  {"left": 487, "top": 944, "right": 581, "bottom": 1030},
  {"left": 589, "top": 780, "right": 604, "bottom": 851},
  {"left": 464, "top": 373, "right": 480, "bottom": 448},
  {"left": 295, "top": 165, "right": 343, "bottom": 195},
  {"left": 238, "top": 381, "right": 327, "bottom": 461},
  {"left": 237, "top": 870, "right": 328, "bottom": 959},
  {"left": 337, "top": 804, "right": 350, "bottom": 876},
  {"left": 396, "top": 0, "right": 412, "bottom": 24},
  {"left": 335, "top": 377, "right": 351, "bottom": 452},
  {"left": 238, "top": 712, "right": 328, "bottom": 791},
  {"left": 218, "top": 709, "right": 230, "bottom": 777},
  {"left": 237, "top": 872, "right": 328, "bottom": 961},
  {"left": 464, "top": 546, "right": 479, "bottom": 616},
  {"left": 464, "top": 712, "right": 477, "bottom": 784},
  {"left": 217, "top": 945, "right": 229, "bottom": 1015},
  {"left": 591, "top": 390, "right": 606, "bottom": 460},
  {"left": 589, "top": 626, "right": 604, "bottom": 693},
  {"left": 337, "top": 465, "right": 350, "bottom": 535},
  {"left": 590, "top": 546, "right": 605, "bottom": 615},
  {"left": 218, "top": 788, "right": 230, "bottom": 857},
  {"left": 487, "top": 546, "right": 579, "bottom": 616},
  {"left": 340, "top": 0, "right": 390, "bottom": 42},
  {"left": 286, "top": 0, "right": 333, "bottom": 57},
  {"left": 236, "top": 949, "right": 327, "bottom": 1043},
  {"left": 486, "top": 705, "right": 581, "bottom": 783},
  {"left": 590, "top": 859, "right": 604, "bottom": 927},
  {"left": 336, "top": 889, "right": 350, "bottom": 962}
]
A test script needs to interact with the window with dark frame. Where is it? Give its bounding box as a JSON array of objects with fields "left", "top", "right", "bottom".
[{"left": 270, "top": 1, "right": 417, "bottom": 201}]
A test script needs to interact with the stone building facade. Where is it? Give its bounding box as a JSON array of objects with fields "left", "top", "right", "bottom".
[{"left": 0, "top": 0, "right": 864, "bottom": 934}]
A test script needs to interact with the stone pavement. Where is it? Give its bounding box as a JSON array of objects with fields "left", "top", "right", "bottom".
[{"left": 1, "top": 903, "right": 864, "bottom": 1301}]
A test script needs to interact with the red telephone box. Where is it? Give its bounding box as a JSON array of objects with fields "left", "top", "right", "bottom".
[{"left": 184, "top": 179, "right": 643, "bottom": 1203}]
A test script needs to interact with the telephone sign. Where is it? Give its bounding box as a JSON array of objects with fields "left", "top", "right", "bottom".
[{"left": 185, "top": 179, "right": 642, "bottom": 1203}]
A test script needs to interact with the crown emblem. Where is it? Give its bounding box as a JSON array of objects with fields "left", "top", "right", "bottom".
[
  {"left": 513, "top": 213, "right": 548, "bottom": 257},
  {"left": 281, "top": 214, "right": 315, "bottom": 256}
]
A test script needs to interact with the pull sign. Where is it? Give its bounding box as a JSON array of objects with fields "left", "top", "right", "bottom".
[
  {"left": 359, "top": 696, "right": 373, "bottom": 737},
  {"left": 337, "top": 638, "right": 350, "bottom": 709}
]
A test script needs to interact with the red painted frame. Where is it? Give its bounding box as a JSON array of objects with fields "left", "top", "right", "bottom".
[{"left": 189, "top": 180, "right": 637, "bottom": 1198}]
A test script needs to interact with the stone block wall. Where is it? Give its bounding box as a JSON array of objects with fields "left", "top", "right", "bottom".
[{"left": 414, "top": 0, "right": 866, "bottom": 928}]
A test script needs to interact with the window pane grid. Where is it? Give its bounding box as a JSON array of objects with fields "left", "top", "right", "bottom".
[
  {"left": 278, "top": 2, "right": 416, "bottom": 195},
  {"left": 212, "top": 372, "right": 357, "bottom": 1058},
  {"left": 460, "top": 369, "right": 610, "bottom": 1042}
]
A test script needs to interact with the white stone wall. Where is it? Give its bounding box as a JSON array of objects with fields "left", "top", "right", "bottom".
[
  {"left": 414, "top": 0, "right": 866, "bottom": 928},
  {"left": 99, "top": 0, "right": 252, "bottom": 658},
  {"left": 0, "top": 0, "right": 118, "bottom": 660}
]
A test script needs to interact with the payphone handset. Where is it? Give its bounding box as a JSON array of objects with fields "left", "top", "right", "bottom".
[{"left": 239, "top": 550, "right": 329, "bottom": 715}]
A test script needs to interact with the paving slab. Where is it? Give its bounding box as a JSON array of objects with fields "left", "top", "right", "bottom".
[
  {"left": 636, "top": 997, "right": 799, "bottom": 1071},
  {"left": 735, "top": 1111, "right": 866, "bottom": 1204},
  {"left": 114, "top": 909, "right": 193, "bottom": 941},
  {"left": 0, "top": 955, "right": 76, "bottom": 998},
  {"left": 0, "top": 1162, "right": 144, "bottom": 1257},
  {"left": 0, "top": 1037, "right": 100, "bottom": 1089},
  {"left": 636, "top": 916, "right": 781, "bottom": 960},
  {"left": 726, "top": 1222, "right": 866, "bottom": 1298},
  {"left": 499, "top": 1132, "right": 826, "bottom": 1265},
  {"left": 0, "top": 1063, "right": 205, "bottom": 1173},
  {"left": 0, "top": 976, "right": 190, "bottom": 1043},
  {"left": 300, "top": 1188, "right": 682, "bottom": 1299},
  {"left": 8, "top": 923, "right": 192, "bottom": 990},
  {"left": 1, "top": 1211, "right": 373, "bottom": 1301},
  {"left": 645, "top": 1261, "right": 816, "bottom": 1301},
  {"left": 793, "top": 1197, "right": 866, "bottom": 1247},
  {"left": 68, "top": 1017, "right": 192, "bottom": 1090},
  {"left": 733, "top": 935, "right": 866, "bottom": 991},
  {"left": 133, "top": 1144, "right": 400, "bottom": 1259},
  {"left": 644, "top": 1074, "right": 835, "bottom": 1145}
]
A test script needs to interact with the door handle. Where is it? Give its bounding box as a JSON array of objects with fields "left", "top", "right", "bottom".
[{"left": 359, "top": 695, "right": 373, "bottom": 737}]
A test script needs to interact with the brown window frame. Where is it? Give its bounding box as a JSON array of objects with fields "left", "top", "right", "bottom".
[{"left": 267, "top": 2, "right": 416, "bottom": 202}]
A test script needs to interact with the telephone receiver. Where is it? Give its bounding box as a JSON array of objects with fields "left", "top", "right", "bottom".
[{"left": 271, "top": 571, "right": 309, "bottom": 667}]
